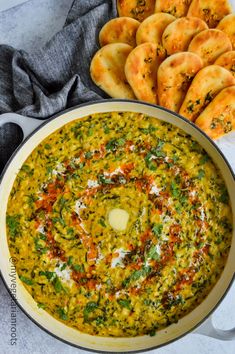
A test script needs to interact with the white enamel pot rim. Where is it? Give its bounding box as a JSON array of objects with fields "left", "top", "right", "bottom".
[{"left": 0, "top": 99, "right": 234, "bottom": 353}]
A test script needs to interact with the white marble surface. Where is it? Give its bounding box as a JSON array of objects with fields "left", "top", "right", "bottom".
[
  {"left": 0, "top": 0, "right": 28, "bottom": 12},
  {"left": 0, "top": 0, "right": 73, "bottom": 51},
  {"left": 0, "top": 0, "right": 235, "bottom": 353}
]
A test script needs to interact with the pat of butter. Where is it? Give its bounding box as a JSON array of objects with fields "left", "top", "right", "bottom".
[{"left": 108, "top": 208, "right": 129, "bottom": 231}]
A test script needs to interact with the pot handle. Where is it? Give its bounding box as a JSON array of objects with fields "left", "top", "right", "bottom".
[
  {"left": 193, "top": 316, "right": 235, "bottom": 340},
  {"left": 0, "top": 113, "right": 43, "bottom": 140}
]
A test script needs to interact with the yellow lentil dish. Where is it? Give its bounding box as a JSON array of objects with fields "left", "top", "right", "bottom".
[{"left": 7, "top": 112, "right": 232, "bottom": 337}]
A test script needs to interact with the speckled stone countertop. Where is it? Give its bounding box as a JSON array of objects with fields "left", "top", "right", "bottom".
[{"left": 0, "top": 1, "right": 235, "bottom": 353}]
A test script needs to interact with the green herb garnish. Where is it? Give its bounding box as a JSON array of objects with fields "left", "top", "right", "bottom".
[
  {"left": 19, "top": 276, "right": 34, "bottom": 286},
  {"left": 83, "top": 301, "right": 98, "bottom": 322},
  {"left": 117, "top": 299, "right": 132, "bottom": 310}
]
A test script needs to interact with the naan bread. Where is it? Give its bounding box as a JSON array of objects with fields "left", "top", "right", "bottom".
[
  {"left": 179, "top": 65, "right": 235, "bottom": 121},
  {"left": 188, "top": 29, "right": 232, "bottom": 66},
  {"left": 125, "top": 43, "right": 166, "bottom": 104},
  {"left": 90, "top": 43, "right": 135, "bottom": 99},
  {"left": 117, "top": 0, "right": 155, "bottom": 22},
  {"left": 215, "top": 51, "right": 235, "bottom": 77},
  {"left": 217, "top": 14, "right": 235, "bottom": 50},
  {"left": 195, "top": 86, "right": 235, "bottom": 139},
  {"left": 162, "top": 16, "right": 208, "bottom": 55},
  {"left": 187, "top": 0, "right": 232, "bottom": 28},
  {"left": 136, "top": 13, "right": 176, "bottom": 46},
  {"left": 155, "top": 0, "right": 192, "bottom": 18},
  {"left": 157, "top": 52, "right": 203, "bottom": 112},
  {"left": 99, "top": 17, "right": 140, "bottom": 47}
]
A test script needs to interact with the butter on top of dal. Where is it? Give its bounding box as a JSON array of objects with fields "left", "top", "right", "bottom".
[{"left": 7, "top": 112, "right": 232, "bottom": 337}]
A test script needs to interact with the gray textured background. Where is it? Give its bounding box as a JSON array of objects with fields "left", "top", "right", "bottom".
[{"left": 0, "top": 1, "right": 235, "bottom": 353}]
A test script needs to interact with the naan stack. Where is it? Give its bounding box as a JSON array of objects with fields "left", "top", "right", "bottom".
[{"left": 90, "top": 0, "right": 235, "bottom": 140}]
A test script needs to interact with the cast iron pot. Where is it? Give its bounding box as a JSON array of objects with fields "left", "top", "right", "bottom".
[{"left": 0, "top": 100, "right": 234, "bottom": 352}]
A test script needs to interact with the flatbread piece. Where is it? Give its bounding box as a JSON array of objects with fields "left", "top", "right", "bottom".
[
  {"left": 90, "top": 43, "right": 135, "bottom": 99},
  {"left": 217, "top": 14, "right": 235, "bottom": 50},
  {"left": 215, "top": 51, "right": 235, "bottom": 77},
  {"left": 188, "top": 29, "right": 232, "bottom": 66},
  {"left": 117, "top": 0, "right": 155, "bottom": 22},
  {"left": 136, "top": 13, "right": 176, "bottom": 46},
  {"left": 99, "top": 17, "right": 140, "bottom": 47},
  {"left": 195, "top": 86, "right": 235, "bottom": 139},
  {"left": 179, "top": 65, "right": 235, "bottom": 121},
  {"left": 155, "top": 0, "right": 192, "bottom": 18},
  {"left": 125, "top": 43, "right": 166, "bottom": 104},
  {"left": 187, "top": 0, "right": 232, "bottom": 28},
  {"left": 162, "top": 16, "right": 208, "bottom": 55},
  {"left": 157, "top": 52, "right": 203, "bottom": 112}
]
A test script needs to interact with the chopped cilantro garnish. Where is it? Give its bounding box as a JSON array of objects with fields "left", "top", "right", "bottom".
[
  {"left": 67, "top": 227, "right": 74, "bottom": 236},
  {"left": 139, "top": 125, "right": 157, "bottom": 134},
  {"left": 152, "top": 223, "right": 163, "bottom": 237},
  {"left": 85, "top": 151, "right": 92, "bottom": 159},
  {"left": 51, "top": 217, "right": 66, "bottom": 227},
  {"left": 145, "top": 153, "right": 157, "bottom": 171},
  {"left": 46, "top": 166, "right": 53, "bottom": 175},
  {"left": 60, "top": 263, "right": 67, "bottom": 271},
  {"left": 197, "top": 169, "right": 205, "bottom": 180},
  {"left": 117, "top": 298, "right": 132, "bottom": 310},
  {"left": 21, "top": 164, "right": 34, "bottom": 176},
  {"left": 106, "top": 137, "right": 126, "bottom": 151},
  {"left": 148, "top": 328, "right": 157, "bottom": 336},
  {"left": 39, "top": 270, "right": 55, "bottom": 280},
  {"left": 117, "top": 137, "right": 126, "bottom": 146},
  {"left": 73, "top": 264, "right": 85, "bottom": 273},
  {"left": 6, "top": 215, "right": 21, "bottom": 239},
  {"left": 171, "top": 181, "right": 180, "bottom": 198},
  {"left": 57, "top": 307, "right": 68, "bottom": 320},
  {"left": 199, "top": 155, "right": 209, "bottom": 165},
  {"left": 103, "top": 125, "right": 110, "bottom": 134},
  {"left": 88, "top": 128, "right": 94, "bottom": 136},
  {"left": 219, "top": 188, "right": 229, "bottom": 204},
  {"left": 19, "top": 276, "right": 34, "bottom": 286},
  {"left": 53, "top": 276, "right": 64, "bottom": 293},
  {"left": 123, "top": 266, "right": 152, "bottom": 287},
  {"left": 147, "top": 245, "right": 160, "bottom": 261},
  {"left": 83, "top": 301, "right": 98, "bottom": 322},
  {"left": 67, "top": 256, "right": 73, "bottom": 266},
  {"left": 98, "top": 218, "right": 106, "bottom": 227},
  {"left": 98, "top": 174, "right": 114, "bottom": 185},
  {"left": 34, "top": 237, "right": 48, "bottom": 254},
  {"left": 26, "top": 193, "right": 39, "bottom": 206},
  {"left": 37, "top": 303, "right": 46, "bottom": 309}
]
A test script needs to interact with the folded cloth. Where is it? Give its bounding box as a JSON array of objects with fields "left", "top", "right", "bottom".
[{"left": 0, "top": 0, "right": 117, "bottom": 119}]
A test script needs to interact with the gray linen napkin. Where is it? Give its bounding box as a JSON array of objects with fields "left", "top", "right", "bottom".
[
  {"left": 0, "top": 0, "right": 117, "bottom": 118},
  {"left": 0, "top": 0, "right": 117, "bottom": 172}
]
